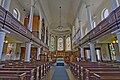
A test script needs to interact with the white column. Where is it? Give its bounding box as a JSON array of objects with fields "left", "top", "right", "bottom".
[
  {"left": 55, "top": 36, "right": 57, "bottom": 51},
  {"left": 48, "top": 34, "right": 50, "bottom": 47},
  {"left": 25, "top": 0, "right": 34, "bottom": 62},
  {"left": 25, "top": 42, "right": 32, "bottom": 61},
  {"left": 0, "top": 31, "right": 6, "bottom": 60},
  {"left": 110, "top": 0, "right": 119, "bottom": 10},
  {"left": 116, "top": 32, "right": 120, "bottom": 52},
  {"left": 37, "top": 47, "right": 42, "bottom": 60},
  {"left": 80, "top": 47, "right": 85, "bottom": 61},
  {"left": 63, "top": 36, "right": 66, "bottom": 51},
  {"left": 79, "top": 20, "right": 83, "bottom": 39},
  {"left": 39, "top": 20, "right": 42, "bottom": 39},
  {"left": 86, "top": 5, "right": 93, "bottom": 30},
  {"left": 70, "top": 34, "right": 72, "bottom": 50},
  {"left": 37, "top": 19, "right": 42, "bottom": 60},
  {"left": 37, "top": 12, "right": 43, "bottom": 59},
  {"left": 44, "top": 26, "right": 47, "bottom": 44},
  {"left": 2, "top": 0, "right": 11, "bottom": 11},
  {"left": 89, "top": 43, "right": 96, "bottom": 62},
  {"left": 27, "top": 0, "right": 34, "bottom": 31}
]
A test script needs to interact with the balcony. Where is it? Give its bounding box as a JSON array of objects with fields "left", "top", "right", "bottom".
[
  {"left": 0, "top": 6, "right": 48, "bottom": 49},
  {"left": 75, "top": 6, "right": 120, "bottom": 48}
]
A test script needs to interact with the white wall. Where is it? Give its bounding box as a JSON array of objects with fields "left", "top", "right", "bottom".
[{"left": 9, "top": 0, "right": 27, "bottom": 24}]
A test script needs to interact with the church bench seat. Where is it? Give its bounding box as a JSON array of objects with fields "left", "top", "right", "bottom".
[
  {"left": 68, "top": 62, "right": 120, "bottom": 80},
  {"left": 90, "top": 72, "right": 120, "bottom": 80},
  {"left": 0, "top": 71, "right": 26, "bottom": 80},
  {"left": 0, "top": 70, "right": 35, "bottom": 80},
  {"left": 0, "top": 61, "right": 51, "bottom": 80},
  {"left": 3, "top": 62, "right": 51, "bottom": 80}
]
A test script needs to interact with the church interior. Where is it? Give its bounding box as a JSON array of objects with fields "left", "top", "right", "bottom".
[{"left": 0, "top": 0, "right": 120, "bottom": 80}]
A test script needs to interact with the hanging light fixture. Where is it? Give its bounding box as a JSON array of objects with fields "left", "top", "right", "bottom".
[
  {"left": 4, "top": 37, "right": 8, "bottom": 43},
  {"left": 57, "top": 6, "right": 63, "bottom": 29}
]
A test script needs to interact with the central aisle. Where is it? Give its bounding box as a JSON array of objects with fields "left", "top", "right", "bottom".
[{"left": 51, "top": 66, "right": 70, "bottom": 80}]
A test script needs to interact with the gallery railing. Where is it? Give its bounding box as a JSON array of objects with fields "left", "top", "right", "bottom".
[
  {"left": 73, "top": 6, "right": 120, "bottom": 48},
  {"left": 0, "top": 6, "right": 48, "bottom": 49}
]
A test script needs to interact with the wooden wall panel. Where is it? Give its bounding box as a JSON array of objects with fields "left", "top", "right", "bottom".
[
  {"left": 20, "top": 47, "right": 25, "bottom": 60},
  {"left": 24, "top": 16, "right": 40, "bottom": 31},
  {"left": 20, "top": 47, "right": 37, "bottom": 61},
  {"left": 32, "top": 16, "right": 40, "bottom": 31}
]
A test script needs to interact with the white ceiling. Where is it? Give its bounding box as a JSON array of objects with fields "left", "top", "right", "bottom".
[
  {"left": 17, "top": 0, "right": 81, "bottom": 28},
  {"left": 17, "top": 0, "right": 104, "bottom": 32},
  {"left": 40, "top": 0, "right": 82, "bottom": 34},
  {"left": 46, "top": 0, "right": 81, "bottom": 24}
]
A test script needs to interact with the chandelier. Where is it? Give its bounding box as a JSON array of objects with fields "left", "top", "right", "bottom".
[{"left": 57, "top": 6, "right": 63, "bottom": 29}]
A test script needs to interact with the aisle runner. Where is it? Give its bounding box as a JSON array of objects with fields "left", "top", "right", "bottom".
[{"left": 52, "top": 66, "right": 70, "bottom": 80}]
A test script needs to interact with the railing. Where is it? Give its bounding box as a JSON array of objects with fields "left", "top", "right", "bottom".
[
  {"left": 74, "top": 6, "right": 120, "bottom": 47},
  {"left": 0, "top": 6, "right": 48, "bottom": 49}
]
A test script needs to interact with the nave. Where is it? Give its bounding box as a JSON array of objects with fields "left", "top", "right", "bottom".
[{"left": 1, "top": 0, "right": 120, "bottom": 80}]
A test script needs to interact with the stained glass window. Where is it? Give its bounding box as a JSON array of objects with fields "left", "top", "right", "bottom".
[
  {"left": 57, "top": 37, "right": 63, "bottom": 51},
  {"left": 66, "top": 37, "right": 71, "bottom": 51}
]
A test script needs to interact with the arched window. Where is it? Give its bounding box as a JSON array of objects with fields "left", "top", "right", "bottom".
[
  {"left": 57, "top": 37, "right": 63, "bottom": 51},
  {"left": 50, "top": 36, "right": 55, "bottom": 51},
  {"left": 101, "top": 8, "right": 109, "bottom": 20},
  {"left": 66, "top": 37, "right": 71, "bottom": 51},
  {"left": 13, "top": 8, "right": 20, "bottom": 20}
]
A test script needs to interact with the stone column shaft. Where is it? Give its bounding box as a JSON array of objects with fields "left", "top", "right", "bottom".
[
  {"left": 110, "top": 0, "right": 119, "bottom": 10},
  {"left": 89, "top": 43, "right": 96, "bottom": 62},
  {"left": 0, "top": 31, "right": 6, "bottom": 60}
]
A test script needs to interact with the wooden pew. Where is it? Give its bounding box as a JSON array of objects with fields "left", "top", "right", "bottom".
[
  {"left": 68, "top": 61, "right": 120, "bottom": 80},
  {"left": 90, "top": 72, "right": 120, "bottom": 80},
  {"left": 0, "top": 68, "right": 36, "bottom": 80},
  {"left": 3, "top": 61, "right": 51, "bottom": 80},
  {"left": 0, "top": 71, "right": 26, "bottom": 80},
  {"left": 0, "top": 60, "right": 51, "bottom": 80}
]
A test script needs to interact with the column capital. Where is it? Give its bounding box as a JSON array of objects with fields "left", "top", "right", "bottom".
[
  {"left": 31, "top": 0, "right": 35, "bottom": 7},
  {"left": 88, "top": 42, "right": 95, "bottom": 45}
]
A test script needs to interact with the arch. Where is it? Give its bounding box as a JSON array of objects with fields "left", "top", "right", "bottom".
[
  {"left": 13, "top": 8, "right": 20, "bottom": 20},
  {"left": 101, "top": 8, "right": 109, "bottom": 20},
  {"left": 66, "top": 37, "right": 71, "bottom": 51},
  {"left": 57, "top": 37, "right": 63, "bottom": 51}
]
